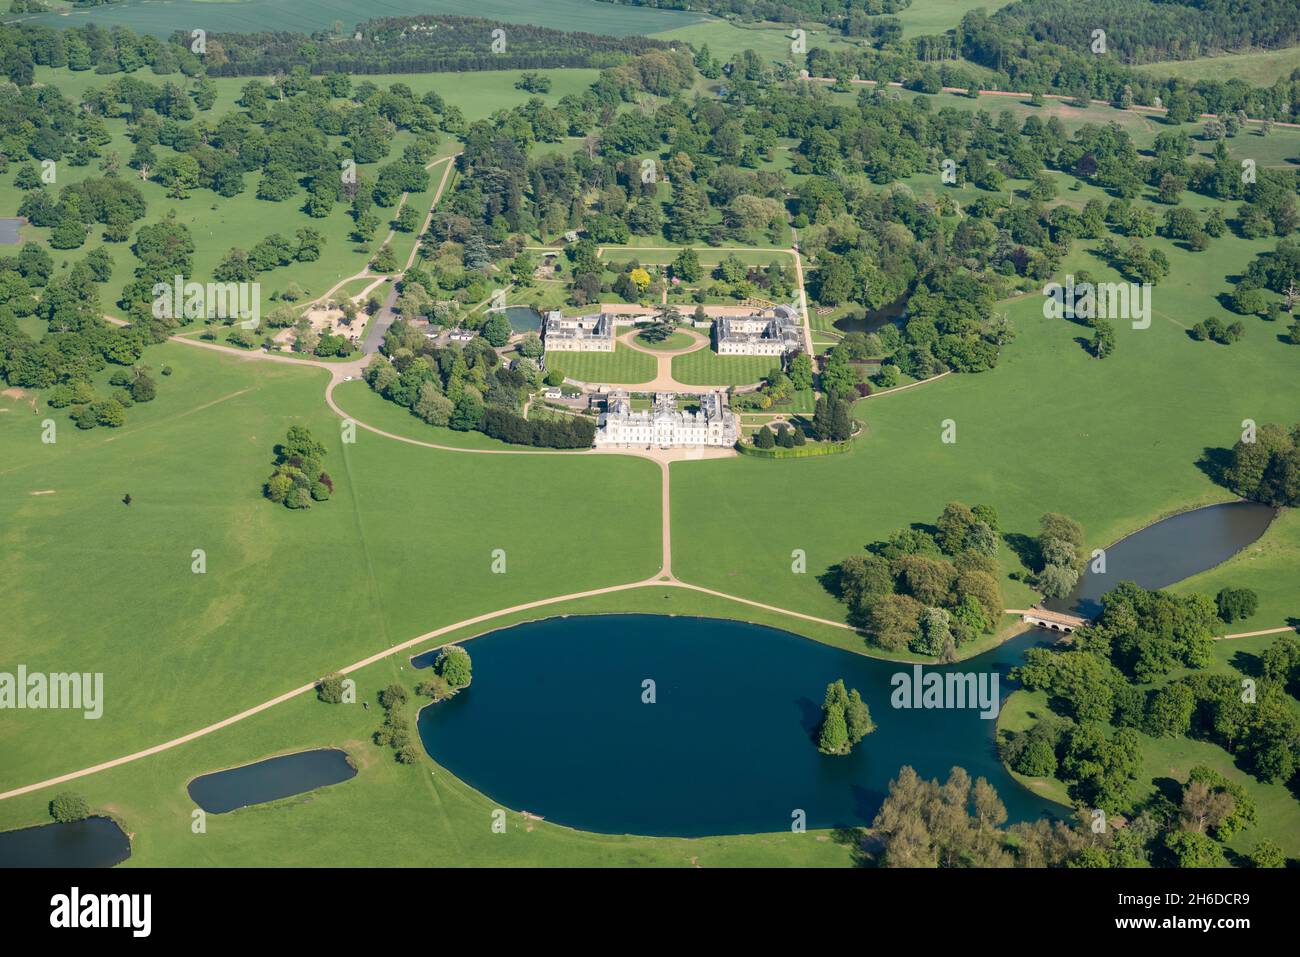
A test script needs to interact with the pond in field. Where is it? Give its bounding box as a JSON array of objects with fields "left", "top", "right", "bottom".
[
  {"left": 0, "top": 219, "right": 24, "bottom": 244},
  {"left": 1049, "top": 500, "right": 1276, "bottom": 619},
  {"left": 0, "top": 817, "right": 130, "bottom": 868},
  {"left": 416, "top": 502, "right": 1277, "bottom": 837},
  {"left": 187, "top": 748, "right": 356, "bottom": 814}
]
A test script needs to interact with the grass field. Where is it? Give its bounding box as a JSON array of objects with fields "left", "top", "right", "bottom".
[
  {"left": 636, "top": 330, "right": 697, "bottom": 351},
  {"left": 650, "top": 1, "right": 1014, "bottom": 60},
  {"left": 1133, "top": 46, "right": 1300, "bottom": 87},
  {"left": 0, "top": 343, "right": 663, "bottom": 788},
  {"left": 671, "top": 349, "right": 774, "bottom": 387},
  {"left": 545, "top": 344, "right": 656, "bottom": 385}
]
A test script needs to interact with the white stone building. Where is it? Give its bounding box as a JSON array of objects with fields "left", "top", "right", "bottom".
[
  {"left": 542, "top": 310, "right": 615, "bottom": 352},
  {"left": 715, "top": 304, "right": 803, "bottom": 356},
  {"left": 595, "top": 392, "right": 739, "bottom": 448}
]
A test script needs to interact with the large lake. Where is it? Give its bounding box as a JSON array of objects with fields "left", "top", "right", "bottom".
[
  {"left": 419, "top": 615, "right": 1056, "bottom": 836},
  {"left": 418, "top": 501, "right": 1276, "bottom": 837}
]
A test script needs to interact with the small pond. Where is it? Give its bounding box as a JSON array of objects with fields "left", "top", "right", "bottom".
[
  {"left": 187, "top": 748, "right": 357, "bottom": 814},
  {"left": 0, "top": 816, "right": 130, "bottom": 868}
]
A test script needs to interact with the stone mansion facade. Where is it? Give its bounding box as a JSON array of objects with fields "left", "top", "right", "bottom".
[
  {"left": 542, "top": 310, "right": 616, "bottom": 352},
  {"left": 714, "top": 304, "right": 803, "bottom": 356},
  {"left": 595, "top": 392, "right": 739, "bottom": 448}
]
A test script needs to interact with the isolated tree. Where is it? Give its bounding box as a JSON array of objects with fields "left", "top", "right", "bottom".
[
  {"left": 437, "top": 647, "right": 472, "bottom": 688},
  {"left": 317, "top": 673, "right": 346, "bottom": 704},
  {"left": 49, "top": 792, "right": 89, "bottom": 823}
]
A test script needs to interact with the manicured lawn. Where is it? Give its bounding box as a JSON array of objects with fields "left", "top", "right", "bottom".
[
  {"left": 635, "top": 330, "right": 697, "bottom": 351},
  {"left": 0, "top": 343, "right": 663, "bottom": 789},
  {"left": 671, "top": 349, "right": 775, "bottom": 386},
  {"left": 546, "top": 345, "right": 656, "bottom": 385}
]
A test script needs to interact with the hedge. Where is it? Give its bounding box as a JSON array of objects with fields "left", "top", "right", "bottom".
[{"left": 735, "top": 438, "right": 853, "bottom": 458}]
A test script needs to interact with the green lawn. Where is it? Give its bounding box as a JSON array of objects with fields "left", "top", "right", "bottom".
[
  {"left": 545, "top": 344, "right": 657, "bottom": 385},
  {"left": 0, "top": 343, "right": 662, "bottom": 789},
  {"left": 671, "top": 349, "right": 774, "bottom": 386},
  {"left": 636, "top": 330, "right": 697, "bottom": 351},
  {"left": 1133, "top": 46, "right": 1300, "bottom": 87}
]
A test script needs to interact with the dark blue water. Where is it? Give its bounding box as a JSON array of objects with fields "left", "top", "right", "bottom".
[
  {"left": 187, "top": 748, "right": 357, "bottom": 814},
  {"left": 1050, "top": 501, "right": 1276, "bottom": 618},
  {"left": 418, "top": 616, "right": 1056, "bottom": 837},
  {"left": 0, "top": 817, "right": 130, "bottom": 868}
]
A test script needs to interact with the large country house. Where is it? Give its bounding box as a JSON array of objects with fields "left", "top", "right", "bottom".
[
  {"left": 595, "top": 392, "right": 739, "bottom": 448},
  {"left": 714, "top": 304, "right": 803, "bottom": 356}
]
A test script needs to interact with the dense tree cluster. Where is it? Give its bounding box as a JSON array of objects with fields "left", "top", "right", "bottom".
[
  {"left": 1033, "top": 511, "right": 1085, "bottom": 600},
  {"left": 48, "top": 791, "right": 90, "bottom": 824},
  {"left": 888, "top": 760, "right": 1278, "bottom": 867},
  {"left": 0, "top": 242, "right": 164, "bottom": 426},
  {"left": 365, "top": 319, "right": 593, "bottom": 448},
  {"left": 834, "top": 501, "right": 1004, "bottom": 656},
  {"left": 816, "top": 679, "right": 873, "bottom": 755},
  {"left": 264, "top": 426, "right": 334, "bottom": 509},
  {"left": 596, "top": 0, "right": 913, "bottom": 23},
  {"left": 1005, "top": 581, "right": 1299, "bottom": 818},
  {"left": 0, "top": 18, "right": 677, "bottom": 85},
  {"left": 1223, "top": 421, "right": 1300, "bottom": 507},
  {"left": 872, "top": 766, "right": 1013, "bottom": 867},
  {"left": 374, "top": 682, "right": 421, "bottom": 765}
]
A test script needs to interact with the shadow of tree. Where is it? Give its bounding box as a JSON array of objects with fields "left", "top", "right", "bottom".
[
  {"left": 1194, "top": 445, "right": 1235, "bottom": 488},
  {"left": 830, "top": 825, "right": 878, "bottom": 867},
  {"left": 818, "top": 563, "right": 845, "bottom": 602},
  {"left": 1228, "top": 649, "right": 1263, "bottom": 678},
  {"left": 1004, "top": 531, "right": 1041, "bottom": 572}
]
